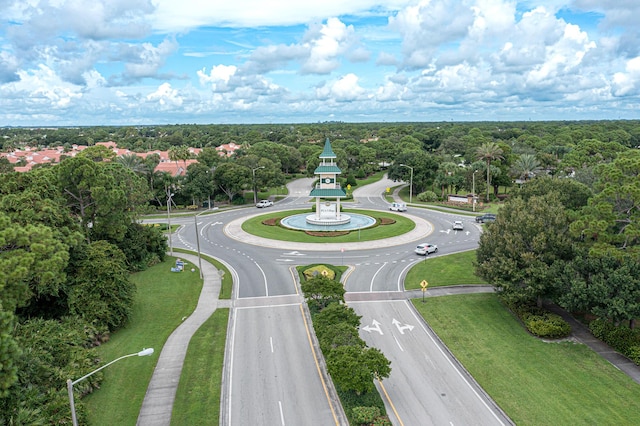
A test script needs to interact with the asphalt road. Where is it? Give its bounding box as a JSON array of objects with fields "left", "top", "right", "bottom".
[{"left": 167, "top": 176, "right": 511, "bottom": 425}]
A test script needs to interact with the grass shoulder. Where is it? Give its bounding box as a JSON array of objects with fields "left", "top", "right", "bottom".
[
  {"left": 405, "top": 250, "right": 487, "bottom": 289},
  {"left": 85, "top": 257, "right": 203, "bottom": 425},
  {"left": 413, "top": 294, "right": 640, "bottom": 425}
]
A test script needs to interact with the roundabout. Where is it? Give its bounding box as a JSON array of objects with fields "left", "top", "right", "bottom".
[{"left": 223, "top": 209, "right": 434, "bottom": 251}]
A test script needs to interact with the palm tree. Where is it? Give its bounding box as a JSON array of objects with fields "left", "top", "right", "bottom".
[
  {"left": 512, "top": 153, "right": 541, "bottom": 182},
  {"left": 437, "top": 161, "right": 458, "bottom": 197},
  {"left": 115, "top": 154, "right": 147, "bottom": 174},
  {"left": 168, "top": 145, "right": 192, "bottom": 174},
  {"left": 475, "top": 142, "right": 504, "bottom": 202}
]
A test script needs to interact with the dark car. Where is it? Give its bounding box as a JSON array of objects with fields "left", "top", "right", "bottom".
[{"left": 475, "top": 213, "right": 496, "bottom": 223}]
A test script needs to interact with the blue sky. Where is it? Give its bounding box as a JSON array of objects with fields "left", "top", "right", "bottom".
[{"left": 1, "top": 0, "right": 639, "bottom": 126}]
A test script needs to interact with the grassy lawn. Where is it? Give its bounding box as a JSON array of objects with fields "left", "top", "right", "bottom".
[
  {"left": 405, "top": 250, "right": 487, "bottom": 289},
  {"left": 84, "top": 256, "right": 203, "bottom": 425},
  {"left": 354, "top": 170, "right": 386, "bottom": 186},
  {"left": 171, "top": 308, "right": 229, "bottom": 425},
  {"left": 413, "top": 294, "right": 640, "bottom": 425},
  {"left": 241, "top": 209, "right": 415, "bottom": 243}
]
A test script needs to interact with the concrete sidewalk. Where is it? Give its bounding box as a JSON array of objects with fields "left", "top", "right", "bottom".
[{"left": 137, "top": 253, "right": 228, "bottom": 426}]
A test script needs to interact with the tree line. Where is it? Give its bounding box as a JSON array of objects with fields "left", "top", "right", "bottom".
[{"left": 0, "top": 149, "right": 166, "bottom": 423}]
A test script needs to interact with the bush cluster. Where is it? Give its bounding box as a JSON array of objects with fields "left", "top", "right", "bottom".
[
  {"left": 509, "top": 303, "right": 572, "bottom": 339},
  {"left": 522, "top": 312, "right": 572, "bottom": 339},
  {"left": 589, "top": 319, "right": 640, "bottom": 365}
]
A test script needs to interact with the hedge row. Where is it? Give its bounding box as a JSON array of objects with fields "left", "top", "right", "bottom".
[{"left": 589, "top": 319, "right": 640, "bottom": 365}]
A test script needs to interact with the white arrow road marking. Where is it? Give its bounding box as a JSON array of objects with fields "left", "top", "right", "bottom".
[
  {"left": 362, "top": 319, "right": 383, "bottom": 335},
  {"left": 276, "top": 259, "right": 294, "bottom": 262},
  {"left": 392, "top": 318, "right": 415, "bottom": 334},
  {"left": 465, "top": 231, "right": 471, "bottom": 235},
  {"left": 211, "top": 221, "right": 223, "bottom": 226},
  {"left": 439, "top": 229, "right": 451, "bottom": 234},
  {"left": 282, "top": 251, "right": 305, "bottom": 256}
]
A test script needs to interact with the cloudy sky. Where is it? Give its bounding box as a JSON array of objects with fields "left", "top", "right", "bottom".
[{"left": 1, "top": 0, "right": 639, "bottom": 126}]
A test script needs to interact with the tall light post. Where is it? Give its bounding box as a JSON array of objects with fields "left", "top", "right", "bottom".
[
  {"left": 194, "top": 208, "right": 209, "bottom": 279},
  {"left": 399, "top": 164, "right": 414, "bottom": 204},
  {"left": 252, "top": 166, "right": 265, "bottom": 204},
  {"left": 67, "top": 348, "right": 154, "bottom": 426},
  {"left": 472, "top": 169, "right": 478, "bottom": 212},
  {"left": 166, "top": 190, "right": 174, "bottom": 256}
]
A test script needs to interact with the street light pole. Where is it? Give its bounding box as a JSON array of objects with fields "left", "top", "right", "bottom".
[
  {"left": 252, "top": 166, "right": 265, "bottom": 204},
  {"left": 194, "top": 208, "right": 209, "bottom": 279},
  {"left": 399, "top": 164, "right": 414, "bottom": 204},
  {"left": 67, "top": 348, "right": 154, "bottom": 426},
  {"left": 166, "top": 190, "right": 174, "bottom": 256},
  {"left": 472, "top": 169, "right": 477, "bottom": 212}
]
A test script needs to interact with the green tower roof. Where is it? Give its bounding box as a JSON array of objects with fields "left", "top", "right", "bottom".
[{"left": 319, "top": 138, "right": 336, "bottom": 159}]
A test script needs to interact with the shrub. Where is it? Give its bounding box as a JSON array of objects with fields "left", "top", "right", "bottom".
[
  {"left": 505, "top": 301, "right": 571, "bottom": 339},
  {"left": 524, "top": 313, "right": 572, "bottom": 339},
  {"left": 373, "top": 416, "right": 392, "bottom": 426},
  {"left": 628, "top": 346, "right": 640, "bottom": 365},
  {"left": 352, "top": 406, "right": 380, "bottom": 425},
  {"left": 187, "top": 204, "right": 199, "bottom": 210},
  {"left": 588, "top": 319, "right": 640, "bottom": 365},
  {"left": 416, "top": 190, "right": 438, "bottom": 202}
]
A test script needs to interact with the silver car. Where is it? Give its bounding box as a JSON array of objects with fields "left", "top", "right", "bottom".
[
  {"left": 255, "top": 200, "right": 273, "bottom": 208},
  {"left": 415, "top": 243, "right": 438, "bottom": 255}
]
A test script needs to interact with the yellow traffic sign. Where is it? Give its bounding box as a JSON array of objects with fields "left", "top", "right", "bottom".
[
  {"left": 386, "top": 187, "right": 390, "bottom": 193},
  {"left": 420, "top": 280, "right": 428, "bottom": 288}
]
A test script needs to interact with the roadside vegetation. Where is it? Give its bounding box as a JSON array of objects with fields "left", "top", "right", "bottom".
[
  {"left": 414, "top": 294, "right": 640, "bottom": 425},
  {"left": 298, "top": 265, "right": 392, "bottom": 426},
  {"left": 85, "top": 256, "right": 203, "bottom": 425}
]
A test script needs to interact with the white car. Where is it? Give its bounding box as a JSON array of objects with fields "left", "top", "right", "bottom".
[
  {"left": 453, "top": 220, "right": 464, "bottom": 230},
  {"left": 390, "top": 202, "right": 407, "bottom": 212},
  {"left": 255, "top": 200, "right": 273, "bottom": 208},
  {"left": 415, "top": 243, "right": 438, "bottom": 255}
]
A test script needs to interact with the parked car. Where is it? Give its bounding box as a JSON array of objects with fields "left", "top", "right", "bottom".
[
  {"left": 452, "top": 220, "right": 464, "bottom": 230},
  {"left": 475, "top": 213, "right": 496, "bottom": 223},
  {"left": 389, "top": 202, "right": 407, "bottom": 212},
  {"left": 415, "top": 243, "right": 438, "bottom": 256},
  {"left": 256, "top": 200, "right": 273, "bottom": 208}
]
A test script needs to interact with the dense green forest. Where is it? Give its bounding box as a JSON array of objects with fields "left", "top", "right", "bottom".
[{"left": 1, "top": 120, "right": 639, "bottom": 423}]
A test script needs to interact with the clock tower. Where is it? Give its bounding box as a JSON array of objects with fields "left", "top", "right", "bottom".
[{"left": 309, "top": 138, "right": 347, "bottom": 222}]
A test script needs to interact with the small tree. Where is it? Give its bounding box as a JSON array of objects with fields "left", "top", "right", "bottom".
[{"left": 300, "top": 275, "right": 345, "bottom": 312}]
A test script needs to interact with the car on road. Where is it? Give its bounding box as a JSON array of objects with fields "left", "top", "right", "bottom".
[
  {"left": 389, "top": 202, "right": 407, "bottom": 212},
  {"left": 475, "top": 213, "right": 496, "bottom": 223},
  {"left": 452, "top": 220, "right": 464, "bottom": 230},
  {"left": 415, "top": 243, "right": 438, "bottom": 256},
  {"left": 256, "top": 200, "right": 273, "bottom": 208}
]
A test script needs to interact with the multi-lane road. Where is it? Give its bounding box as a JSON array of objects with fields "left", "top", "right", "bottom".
[{"left": 168, "top": 176, "right": 512, "bottom": 425}]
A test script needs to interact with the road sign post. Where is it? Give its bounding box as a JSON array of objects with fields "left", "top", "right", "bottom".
[{"left": 420, "top": 280, "right": 428, "bottom": 303}]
